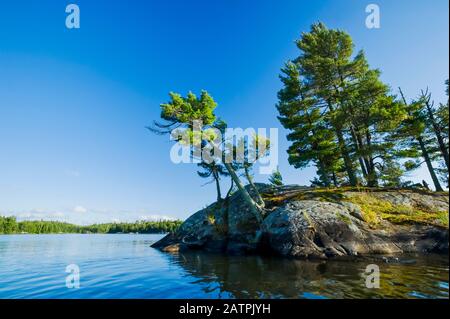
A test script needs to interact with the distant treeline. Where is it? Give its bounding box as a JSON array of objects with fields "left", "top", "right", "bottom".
[{"left": 0, "top": 216, "right": 182, "bottom": 235}]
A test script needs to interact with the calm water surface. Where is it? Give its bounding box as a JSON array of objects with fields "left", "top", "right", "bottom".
[{"left": 0, "top": 234, "right": 448, "bottom": 299}]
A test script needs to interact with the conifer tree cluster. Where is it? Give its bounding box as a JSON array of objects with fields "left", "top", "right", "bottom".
[{"left": 277, "top": 23, "right": 449, "bottom": 190}]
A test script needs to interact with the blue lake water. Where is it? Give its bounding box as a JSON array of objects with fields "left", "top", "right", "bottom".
[{"left": 0, "top": 234, "right": 448, "bottom": 299}]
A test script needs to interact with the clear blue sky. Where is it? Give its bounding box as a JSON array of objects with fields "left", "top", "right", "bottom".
[{"left": 0, "top": 0, "right": 448, "bottom": 224}]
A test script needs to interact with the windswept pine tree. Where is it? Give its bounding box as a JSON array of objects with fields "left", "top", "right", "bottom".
[
  {"left": 151, "top": 91, "right": 267, "bottom": 225},
  {"left": 277, "top": 22, "right": 406, "bottom": 187}
]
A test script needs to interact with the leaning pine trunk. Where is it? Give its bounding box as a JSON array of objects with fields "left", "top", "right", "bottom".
[
  {"left": 213, "top": 171, "right": 222, "bottom": 202},
  {"left": 223, "top": 162, "right": 264, "bottom": 225},
  {"left": 327, "top": 102, "right": 358, "bottom": 186},
  {"left": 225, "top": 178, "right": 234, "bottom": 199},
  {"left": 332, "top": 172, "right": 338, "bottom": 187},
  {"left": 316, "top": 159, "right": 332, "bottom": 187},
  {"left": 244, "top": 166, "right": 265, "bottom": 208},
  {"left": 350, "top": 127, "right": 369, "bottom": 179},
  {"left": 418, "top": 137, "right": 444, "bottom": 192},
  {"left": 424, "top": 98, "right": 450, "bottom": 171},
  {"left": 365, "top": 131, "right": 378, "bottom": 187},
  {"left": 335, "top": 128, "right": 358, "bottom": 186}
]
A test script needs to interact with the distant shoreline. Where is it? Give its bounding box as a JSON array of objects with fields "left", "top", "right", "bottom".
[{"left": 0, "top": 217, "right": 182, "bottom": 235}]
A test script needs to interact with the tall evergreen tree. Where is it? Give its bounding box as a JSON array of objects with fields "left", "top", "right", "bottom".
[
  {"left": 345, "top": 66, "right": 406, "bottom": 186},
  {"left": 294, "top": 23, "right": 360, "bottom": 186},
  {"left": 278, "top": 23, "right": 405, "bottom": 187},
  {"left": 277, "top": 61, "right": 342, "bottom": 187}
]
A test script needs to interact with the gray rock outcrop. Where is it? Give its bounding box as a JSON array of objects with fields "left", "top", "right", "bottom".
[{"left": 152, "top": 185, "right": 449, "bottom": 259}]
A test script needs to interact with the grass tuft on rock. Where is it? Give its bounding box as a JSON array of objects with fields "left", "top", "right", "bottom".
[{"left": 336, "top": 213, "right": 352, "bottom": 225}]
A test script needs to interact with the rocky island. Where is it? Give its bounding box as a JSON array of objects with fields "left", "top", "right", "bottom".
[
  {"left": 152, "top": 185, "right": 449, "bottom": 259},
  {"left": 150, "top": 23, "right": 450, "bottom": 262}
]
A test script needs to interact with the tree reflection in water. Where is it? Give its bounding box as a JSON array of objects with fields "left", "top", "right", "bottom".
[{"left": 166, "top": 251, "right": 449, "bottom": 299}]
